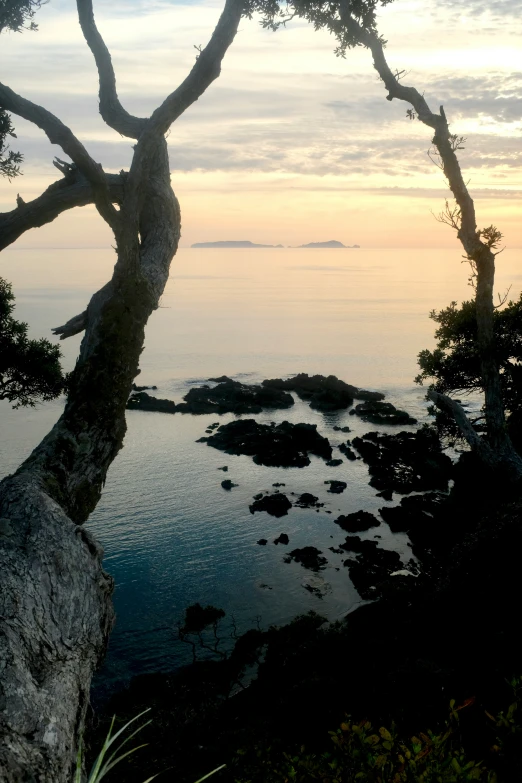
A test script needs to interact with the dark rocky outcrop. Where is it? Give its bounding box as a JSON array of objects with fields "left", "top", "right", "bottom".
[
  {"left": 338, "top": 442, "right": 357, "bottom": 460},
  {"left": 325, "top": 458, "right": 343, "bottom": 467},
  {"left": 132, "top": 383, "right": 158, "bottom": 391},
  {"left": 250, "top": 494, "right": 292, "bottom": 517},
  {"left": 262, "top": 374, "right": 384, "bottom": 412},
  {"left": 293, "top": 493, "right": 323, "bottom": 509},
  {"left": 257, "top": 539, "right": 268, "bottom": 546},
  {"left": 350, "top": 400, "right": 417, "bottom": 426},
  {"left": 334, "top": 510, "right": 380, "bottom": 533},
  {"left": 333, "top": 426, "right": 351, "bottom": 433},
  {"left": 204, "top": 419, "right": 332, "bottom": 468},
  {"left": 128, "top": 379, "right": 293, "bottom": 415},
  {"left": 352, "top": 429, "right": 453, "bottom": 494},
  {"left": 221, "top": 479, "right": 238, "bottom": 490},
  {"left": 283, "top": 547, "right": 328, "bottom": 571},
  {"left": 177, "top": 378, "right": 294, "bottom": 415},
  {"left": 344, "top": 546, "right": 404, "bottom": 598},
  {"left": 273, "top": 533, "right": 290, "bottom": 545},
  {"left": 127, "top": 391, "right": 177, "bottom": 413},
  {"left": 324, "top": 480, "right": 347, "bottom": 494},
  {"left": 339, "top": 535, "right": 379, "bottom": 556}
]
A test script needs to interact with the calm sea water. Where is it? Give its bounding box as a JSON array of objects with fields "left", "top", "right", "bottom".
[{"left": 1, "top": 246, "right": 520, "bottom": 696}]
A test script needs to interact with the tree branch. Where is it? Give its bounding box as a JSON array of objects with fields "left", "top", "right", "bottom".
[
  {"left": 52, "top": 311, "right": 87, "bottom": 339},
  {"left": 0, "top": 82, "right": 122, "bottom": 232},
  {"left": 76, "top": 0, "right": 147, "bottom": 139},
  {"left": 0, "top": 168, "right": 124, "bottom": 251},
  {"left": 427, "top": 389, "right": 487, "bottom": 453},
  {"left": 147, "top": 0, "right": 244, "bottom": 135}
]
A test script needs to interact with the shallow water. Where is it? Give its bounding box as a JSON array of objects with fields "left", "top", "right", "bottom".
[{"left": 1, "top": 245, "right": 517, "bottom": 697}]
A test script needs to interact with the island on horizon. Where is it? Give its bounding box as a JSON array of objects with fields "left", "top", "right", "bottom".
[
  {"left": 297, "top": 240, "right": 360, "bottom": 248},
  {"left": 191, "top": 240, "right": 284, "bottom": 248}
]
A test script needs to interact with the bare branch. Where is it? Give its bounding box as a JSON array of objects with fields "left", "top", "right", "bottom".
[
  {"left": 427, "top": 389, "right": 491, "bottom": 455},
  {"left": 147, "top": 0, "right": 244, "bottom": 136},
  {"left": 76, "top": 0, "right": 147, "bottom": 139},
  {"left": 0, "top": 169, "right": 124, "bottom": 251},
  {"left": 52, "top": 311, "right": 87, "bottom": 340},
  {"left": 0, "top": 81, "right": 122, "bottom": 232}
]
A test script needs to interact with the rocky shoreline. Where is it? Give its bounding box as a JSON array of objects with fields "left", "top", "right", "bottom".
[{"left": 87, "top": 373, "right": 522, "bottom": 783}]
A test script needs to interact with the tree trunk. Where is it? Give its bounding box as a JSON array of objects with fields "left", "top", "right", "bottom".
[{"left": 0, "top": 138, "right": 180, "bottom": 781}]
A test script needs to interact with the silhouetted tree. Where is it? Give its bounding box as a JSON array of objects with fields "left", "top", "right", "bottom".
[
  {"left": 0, "top": 0, "right": 247, "bottom": 779},
  {"left": 0, "top": 276, "right": 66, "bottom": 406},
  {"left": 255, "top": 0, "right": 522, "bottom": 479}
]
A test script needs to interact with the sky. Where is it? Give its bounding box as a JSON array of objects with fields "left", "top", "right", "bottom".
[{"left": 0, "top": 0, "right": 521, "bottom": 249}]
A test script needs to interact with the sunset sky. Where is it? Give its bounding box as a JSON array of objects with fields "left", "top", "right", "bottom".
[{"left": 1, "top": 0, "right": 521, "bottom": 249}]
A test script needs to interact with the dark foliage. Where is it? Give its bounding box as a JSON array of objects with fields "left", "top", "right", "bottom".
[
  {"left": 245, "top": 0, "right": 393, "bottom": 57},
  {"left": 0, "top": 276, "right": 66, "bottom": 407},
  {"left": 416, "top": 297, "right": 522, "bottom": 445},
  {"left": 0, "top": 0, "right": 45, "bottom": 178}
]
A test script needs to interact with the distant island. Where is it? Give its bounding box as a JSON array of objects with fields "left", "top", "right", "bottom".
[
  {"left": 191, "top": 240, "right": 284, "bottom": 248},
  {"left": 297, "top": 240, "right": 360, "bottom": 248}
]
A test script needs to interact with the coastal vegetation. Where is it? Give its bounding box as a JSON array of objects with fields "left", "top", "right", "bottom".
[{"left": 1, "top": 0, "right": 521, "bottom": 781}]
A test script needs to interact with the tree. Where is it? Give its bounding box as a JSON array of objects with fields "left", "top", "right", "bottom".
[
  {"left": 0, "top": 0, "right": 247, "bottom": 779},
  {"left": 416, "top": 296, "right": 522, "bottom": 451},
  {"left": 0, "top": 276, "right": 66, "bottom": 407},
  {"left": 254, "top": 0, "right": 522, "bottom": 479}
]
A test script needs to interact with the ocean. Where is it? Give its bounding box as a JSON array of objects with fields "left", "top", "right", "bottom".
[{"left": 1, "top": 246, "right": 519, "bottom": 697}]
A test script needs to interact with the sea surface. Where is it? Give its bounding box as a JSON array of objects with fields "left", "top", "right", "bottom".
[{"left": 1, "top": 246, "right": 520, "bottom": 699}]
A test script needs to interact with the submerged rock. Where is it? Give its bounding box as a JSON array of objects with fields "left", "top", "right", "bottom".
[
  {"left": 352, "top": 429, "right": 452, "bottom": 494},
  {"left": 262, "top": 374, "right": 384, "bottom": 412},
  {"left": 250, "top": 493, "right": 292, "bottom": 517},
  {"left": 204, "top": 419, "right": 332, "bottom": 468},
  {"left": 294, "top": 493, "right": 323, "bottom": 508},
  {"left": 334, "top": 510, "right": 380, "bottom": 533},
  {"left": 257, "top": 539, "right": 268, "bottom": 546},
  {"left": 350, "top": 400, "right": 417, "bottom": 426},
  {"left": 325, "top": 458, "right": 343, "bottom": 467},
  {"left": 221, "top": 479, "right": 238, "bottom": 490},
  {"left": 324, "top": 480, "right": 347, "bottom": 494},
  {"left": 283, "top": 547, "right": 328, "bottom": 571}
]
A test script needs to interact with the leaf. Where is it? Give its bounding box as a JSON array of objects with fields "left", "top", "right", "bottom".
[{"left": 379, "top": 727, "right": 392, "bottom": 742}]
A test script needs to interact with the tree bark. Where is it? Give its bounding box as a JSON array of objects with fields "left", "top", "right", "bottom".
[
  {"left": 0, "top": 138, "right": 180, "bottom": 781},
  {"left": 337, "top": 3, "right": 522, "bottom": 477}
]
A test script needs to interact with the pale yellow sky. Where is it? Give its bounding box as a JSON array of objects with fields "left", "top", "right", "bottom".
[{"left": 1, "top": 0, "right": 521, "bottom": 249}]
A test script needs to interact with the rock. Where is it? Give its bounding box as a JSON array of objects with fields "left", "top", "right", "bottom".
[
  {"left": 177, "top": 378, "right": 294, "bottom": 415},
  {"left": 257, "top": 539, "right": 268, "bottom": 546},
  {"left": 204, "top": 419, "right": 332, "bottom": 468},
  {"left": 283, "top": 547, "right": 328, "bottom": 571},
  {"left": 294, "top": 493, "right": 323, "bottom": 508},
  {"left": 324, "top": 480, "right": 347, "bottom": 494},
  {"left": 376, "top": 489, "right": 393, "bottom": 501},
  {"left": 339, "top": 535, "right": 379, "bottom": 555},
  {"left": 262, "top": 374, "right": 384, "bottom": 412},
  {"left": 333, "top": 426, "right": 351, "bottom": 433},
  {"left": 221, "top": 479, "right": 238, "bottom": 490},
  {"left": 325, "top": 459, "right": 343, "bottom": 467},
  {"left": 379, "top": 492, "right": 448, "bottom": 534},
  {"left": 328, "top": 546, "right": 344, "bottom": 554},
  {"left": 334, "top": 510, "right": 380, "bottom": 533},
  {"left": 217, "top": 466, "right": 228, "bottom": 472},
  {"left": 207, "top": 376, "right": 233, "bottom": 383},
  {"left": 352, "top": 429, "right": 453, "bottom": 494},
  {"left": 338, "top": 442, "right": 357, "bottom": 460},
  {"left": 127, "top": 391, "right": 177, "bottom": 413},
  {"left": 351, "top": 400, "right": 417, "bottom": 426},
  {"left": 250, "top": 494, "right": 292, "bottom": 517},
  {"left": 132, "top": 383, "right": 158, "bottom": 391},
  {"left": 344, "top": 546, "right": 403, "bottom": 599},
  {"left": 272, "top": 482, "right": 286, "bottom": 487},
  {"left": 274, "top": 533, "right": 289, "bottom": 545}
]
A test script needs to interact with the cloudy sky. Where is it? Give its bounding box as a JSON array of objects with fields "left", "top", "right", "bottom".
[{"left": 1, "top": 0, "right": 521, "bottom": 248}]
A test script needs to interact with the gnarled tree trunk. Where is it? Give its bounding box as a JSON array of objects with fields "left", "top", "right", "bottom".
[{"left": 0, "top": 0, "right": 243, "bottom": 777}]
